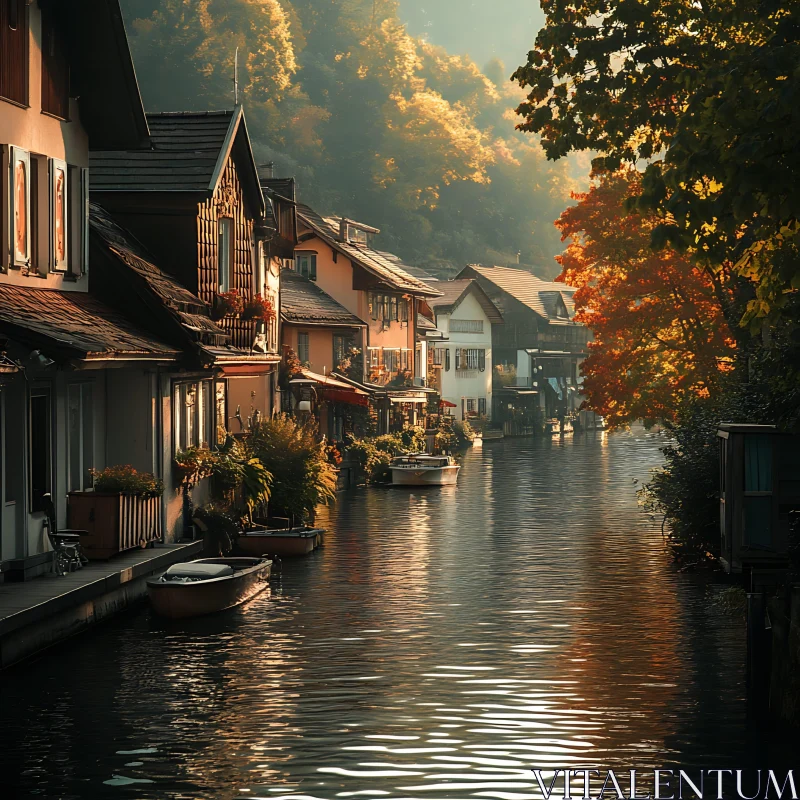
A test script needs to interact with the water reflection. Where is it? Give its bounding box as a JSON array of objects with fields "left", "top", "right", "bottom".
[{"left": 1, "top": 429, "right": 794, "bottom": 799}]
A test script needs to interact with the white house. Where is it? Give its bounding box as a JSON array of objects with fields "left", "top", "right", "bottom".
[{"left": 428, "top": 280, "right": 503, "bottom": 421}]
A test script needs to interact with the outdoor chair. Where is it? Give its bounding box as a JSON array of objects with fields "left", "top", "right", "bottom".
[{"left": 42, "top": 493, "right": 89, "bottom": 576}]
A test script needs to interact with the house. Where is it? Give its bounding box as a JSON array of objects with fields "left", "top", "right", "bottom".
[
  {"left": 426, "top": 280, "right": 503, "bottom": 422},
  {"left": 89, "top": 107, "right": 286, "bottom": 538},
  {"left": 0, "top": 0, "right": 181, "bottom": 578},
  {"left": 280, "top": 269, "right": 368, "bottom": 439},
  {"left": 293, "top": 204, "right": 441, "bottom": 432},
  {"left": 457, "top": 265, "right": 590, "bottom": 434}
]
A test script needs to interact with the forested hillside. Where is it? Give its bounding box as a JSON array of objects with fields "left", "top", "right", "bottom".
[{"left": 120, "top": 0, "right": 577, "bottom": 277}]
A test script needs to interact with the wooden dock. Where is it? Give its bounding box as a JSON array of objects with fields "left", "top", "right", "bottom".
[{"left": 0, "top": 541, "right": 203, "bottom": 668}]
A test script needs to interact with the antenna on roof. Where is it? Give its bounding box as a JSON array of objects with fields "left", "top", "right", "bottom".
[{"left": 234, "top": 47, "right": 239, "bottom": 105}]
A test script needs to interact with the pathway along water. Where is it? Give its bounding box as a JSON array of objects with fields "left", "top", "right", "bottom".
[{"left": 1, "top": 429, "right": 796, "bottom": 798}]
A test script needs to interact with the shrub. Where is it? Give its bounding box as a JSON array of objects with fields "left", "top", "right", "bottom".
[
  {"left": 89, "top": 465, "right": 164, "bottom": 498},
  {"left": 249, "top": 414, "right": 337, "bottom": 522},
  {"left": 193, "top": 504, "right": 239, "bottom": 555},
  {"left": 452, "top": 420, "right": 475, "bottom": 447}
]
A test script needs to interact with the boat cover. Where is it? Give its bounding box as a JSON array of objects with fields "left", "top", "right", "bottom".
[{"left": 164, "top": 562, "right": 235, "bottom": 579}]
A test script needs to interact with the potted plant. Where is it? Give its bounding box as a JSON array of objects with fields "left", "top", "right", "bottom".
[
  {"left": 210, "top": 289, "right": 244, "bottom": 321},
  {"left": 241, "top": 293, "right": 276, "bottom": 323},
  {"left": 68, "top": 465, "right": 165, "bottom": 559}
]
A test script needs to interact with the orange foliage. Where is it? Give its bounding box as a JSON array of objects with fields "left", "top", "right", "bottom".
[{"left": 556, "top": 170, "right": 736, "bottom": 427}]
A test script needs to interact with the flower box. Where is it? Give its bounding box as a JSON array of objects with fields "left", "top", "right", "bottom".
[{"left": 68, "top": 492, "right": 163, "bottom": 559}]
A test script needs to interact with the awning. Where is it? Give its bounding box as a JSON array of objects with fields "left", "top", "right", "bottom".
[
  {"left": 221, "top": 363, "right": 279, "bottom": 376},
  {"left": 294, "top": 369, "right": 370, "bottom": 407},
  {"left": 390, "top": 396, "right": 427, "bottom": 404},
  {"left": 439, "top": 399, "right": 457, "bottom": 408}
]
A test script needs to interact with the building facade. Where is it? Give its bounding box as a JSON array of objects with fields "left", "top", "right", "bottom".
[
  {"left": 458, "top": 265, "right": 590, "bottom": 434},
  {"left": 0, "top": 0, "right": 179, "bottom": 578},
  {"left": 426, "top": 280, "right": 502, "bottom": 422}
]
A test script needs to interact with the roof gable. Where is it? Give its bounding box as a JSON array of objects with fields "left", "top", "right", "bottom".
[
  {"left": 429, "top": 279, "right": 503, "bottom": 323},
  {"left": 296, "top": 204, "right": 441, "bottom": 297},
  {"left": 90, "top": 106, "right": 265, "bottom": 216},
  {"left": 458, "top": 265, "right": 576, "bottom": 323}
]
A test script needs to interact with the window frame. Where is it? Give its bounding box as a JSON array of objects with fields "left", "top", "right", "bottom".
[
  {"left": 0, "top": 0, "right": 29, "bottom": 107},
  {"left": 67, "top": 382, "right": 94, "bottom": 492},
  {"left": 29, "top": 385, "right": 53, "bottom": 513},
  {"left": 173, "top": 379, "right": 212, "bottom": 454},
  {"left": 218, "top": 217, "right": 233, "bottom": 292},
  {"left": 295, "top": 251, "right": 317, "bottom": 280},
  {"left": 297, "top": 331, "right": 310, "bottom": 365}
]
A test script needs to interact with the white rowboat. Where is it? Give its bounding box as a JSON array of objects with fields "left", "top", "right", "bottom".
[{"left": 390, "top": 454, "right": 460, "bottom": 486}]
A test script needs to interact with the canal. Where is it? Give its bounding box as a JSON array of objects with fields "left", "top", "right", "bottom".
[{"left": 1, "top": 429, "right": 794, "bottom": 798}]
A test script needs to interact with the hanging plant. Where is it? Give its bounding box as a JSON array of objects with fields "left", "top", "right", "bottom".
[
  {"left": 241, "top": 293, "right": 276, "bottom": 323},
  {"left": 210, "top": 289, "right": 244, "bottom": 321}
]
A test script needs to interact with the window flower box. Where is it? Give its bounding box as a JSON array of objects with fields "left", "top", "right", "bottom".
[{"left": 210, "top": 289, "right": 244, "bottom": 321}]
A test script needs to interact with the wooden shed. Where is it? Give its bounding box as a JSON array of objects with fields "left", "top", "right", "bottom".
[{"left": 718, "top": 424, "right": 800, "bottom": 575}]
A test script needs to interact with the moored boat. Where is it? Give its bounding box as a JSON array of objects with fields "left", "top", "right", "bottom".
[
  {"left": 147, "top": 557, "right": 271, "bottom": 619},
  {"left": 390, "top": 454, "right": 460, "bottom": 486},
  {"left": 236, "top": 527, "right": 326, "bottom": 558}
]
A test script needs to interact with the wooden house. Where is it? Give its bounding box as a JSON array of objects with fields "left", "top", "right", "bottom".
[
  {"left": 293, "top": 203, "right": 441, "bottom": 431},
  {"left": 89, "top": 108, "right": 287, "bottom": 538},
  {"left": 0, "top": 0, "right": 180, "bottom": 579},
  {"left": 718, "top": 424, "right": 800, "bottom": 577},
  {"left": 457, "top": 265, "right": 590, "bottom": 434}
]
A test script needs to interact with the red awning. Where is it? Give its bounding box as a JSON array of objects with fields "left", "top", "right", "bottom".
[
  {"left": 322, "top": 387, "right": 370, "bottom": 407},
  {"left": 439, "top": 399, "right": 457, "bottom": 408}
]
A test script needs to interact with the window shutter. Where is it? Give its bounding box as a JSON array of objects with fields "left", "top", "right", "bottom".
[
  {"left": 455, "top": 349, "right": 461, "bottom": 370},
  {"left": 400, "top": 299, "right": 409, "bottom": 322},
  {"left": 479, "top": 350, "right": 486, "bottom": 371},
  {"left": 478, "top": 397, "right": 486, "bottom": 416},
  {"left": 309, "top": 254, "right": 317, "bottom": 280},
  {"left": 445, "top": 349, "right": 450, "bottom": 372}
]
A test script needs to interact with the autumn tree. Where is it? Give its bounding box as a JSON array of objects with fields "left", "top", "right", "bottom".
[
  {"left": 557, "top": 170, "right": 737, "bottom": 427},
  {"left": 513, "top": 0, "right": 800, "bottom": 324}
]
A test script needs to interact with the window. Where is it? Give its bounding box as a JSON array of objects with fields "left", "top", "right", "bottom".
[
  {"left": 400, "top": 349, "right": 412, "bottom": 372},
  {"left": 389, "top": 296, "right": 398, "bottom": 321},
  {"left": 1, "top": 0, "right": 27, "bottom": 106},
  {"left": 347, "top": 225, "right": 368, "bottom": 245},
  {"left": 68, "top": 383, "right": 94, "bottom": 492},
  {"left": 68, "top": 166, "right": 89, "bottom": 275},
  {"left": 456, "top": 348, "right": 485, "bottom": 371},
  {"left": 215, "top": 380, "right": 227, "bottom": 444},
  {"left": 444, "top": 348, "right": 450, "bottom": 372},
  {"left": 10, "top": 146, "right": 30, "bottom": 267},
  {"left": 51, "top": 158, "right": 68, "bottom": 271},
  {"left": 254, "top": 240, "right": 265, "bottom": 295},
  {"left": 333, "top": 334, "right": 350, "bottom": 369},
  {"left": 218, "top": 218, "right": 233, "bottom": 291},
  {"left": 41, "top": 6, "right": 70, "bottom": 119},
  {"left": 384, "top": 348, "right": 399, "bottom": 374},
  {"left": 450, "top": 319, "right": 484, "bottom": 333},
  {"left": 29, "top": 387, "right": 52, "bottom": 512},
  {"left": 297, "top": 332, "right": 310, "bottom": 364},
  {"left": 478, "top": 397, "right": 487, "bottom": 416},
  {"left": 295, "top": 252, "right": 317, "bottom": 280},
  {"left": 174, "top": 381, "right": 211, "bottom": 453},
  {"left": 400, "top": 299, "right": 409, "bottom": 322},
  {"left": 466, "top": 399, "right": 477, "bottom": 414}
]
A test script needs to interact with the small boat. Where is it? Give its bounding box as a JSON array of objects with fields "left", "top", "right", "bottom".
[
  {"left": 147, "top": 557, "right": 271, "bottom": 619},
  {"left": 236, "top": 527, "right": 326, "bottom": 558},
  {"left": 390, "top": 454, "right": 460, "bottom": 486}
]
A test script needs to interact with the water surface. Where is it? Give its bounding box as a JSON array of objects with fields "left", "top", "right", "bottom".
[{"left": 2, "top": 429, "right": 792, "bottom": 799}]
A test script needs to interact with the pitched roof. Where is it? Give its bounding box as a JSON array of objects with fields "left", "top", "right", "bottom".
[
  {"left": 90, "top": 107, "right": 265, "bottom": 215},
  {"left": 429, "top": 279, "right": 503, "bottom": 324},
  {"left": 89, "top": 203, "right": 230, "bottom": 348},
  {"left": 296, "top": 204, "right": 441, "bottom": 297},
  {"left": 460, "top": 265, "right": 576, "bottom": 323},
  {"left": 0, "top": 285, "right": 178, "bottom": 362},
  {"left": 280, "top": 270, "right": 365, "bottom": 327}
]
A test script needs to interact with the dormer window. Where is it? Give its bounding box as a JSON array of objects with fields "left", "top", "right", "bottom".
[{"left": 347, "top": 225, "right": 368, "bottom": 246}]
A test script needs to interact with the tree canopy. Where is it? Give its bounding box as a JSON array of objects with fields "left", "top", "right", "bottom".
[
  {"left": 513, "top": 0, "right": 800, "bottom": 322},
  {"left": 556, "top": 170, "right": 737, "bottom": 427},
  {"left": 121, "top": 0, "right": 579, "bottom": 277}
]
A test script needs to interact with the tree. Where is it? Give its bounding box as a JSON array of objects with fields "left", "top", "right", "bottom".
[
  {"left": 556, "top": 170, "right": 737, "bottom": 426},
  {"left": 513, "top": 0, "right": 800, "bottom": 322}
]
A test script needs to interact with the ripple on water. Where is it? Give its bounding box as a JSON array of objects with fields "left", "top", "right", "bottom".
[{"left": 0, "top": 429, "right": 780, "bottom": 799}]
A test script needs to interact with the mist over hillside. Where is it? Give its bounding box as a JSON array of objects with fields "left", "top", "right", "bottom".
[{"left": 120, "top": 0, "right": 576, "bottom": 278}]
